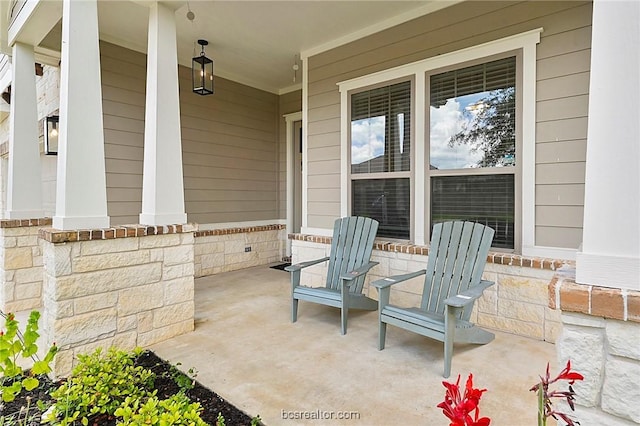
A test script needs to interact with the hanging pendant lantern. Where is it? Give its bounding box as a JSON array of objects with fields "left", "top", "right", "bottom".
[{"left": 192, "top": 39, "right": 214, "bottom": 95}]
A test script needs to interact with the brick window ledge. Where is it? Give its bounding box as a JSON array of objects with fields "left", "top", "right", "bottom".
[
  {"left": 289, "top": 233, "right": 572, "bottom": 271},
  {"left": 549, "top": 265, "right": 640, "bottom": 322}
]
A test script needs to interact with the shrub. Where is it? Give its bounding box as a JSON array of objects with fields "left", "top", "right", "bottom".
[
  {"left": 0, "top": 311, "right": 57, "bottom": 403},
  {"left": 115, "top": 393, "right": 207, "bottom": 426},
  {"left": 44, "top": 347, "right": 155, "bottom": 425}
]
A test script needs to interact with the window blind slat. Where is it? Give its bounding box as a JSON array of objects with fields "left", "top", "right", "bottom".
[
  {"left": 431, "top": 174, "right": 515, "bottom": 249},
  {"left": 430, "top": 57, "right": 516, "bottom": 106}
]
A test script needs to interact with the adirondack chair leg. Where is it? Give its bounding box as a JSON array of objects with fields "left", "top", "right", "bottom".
[
  {"left": 340, "top": 306, "right": 348, "bottom": 335},
  {"left": 291, "top": 298, "right": 299, "bottom": 323},
  {"left": 340, "top": 279, "right": 350, "bottom": 335},
  {"left": 378, "top": 322, "right": 387, "bottom": 350},
  {"left": 443, "top": 306, "right": 457, "bottom": 378}
]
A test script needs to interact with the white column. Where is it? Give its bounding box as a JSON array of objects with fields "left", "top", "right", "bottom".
[
  {"left": 6, "top": 42, "right": 43, "bottom": 219},
  {"left": 575, "top": 0, "right": 640, "bottom": 291},
  {"left": 53, "top": 0, "right": 109, "bottom": 230},
  {"left": 139, "top": 2, "right": 187, "bottom": 226}
]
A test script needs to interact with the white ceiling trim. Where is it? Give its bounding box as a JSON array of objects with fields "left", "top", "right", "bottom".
[
  {"left": 300, "top": 0, "right": 462, "bottom": 59},
  {"left": 100, "top": 31, "right": 287, "bottom": 94}
]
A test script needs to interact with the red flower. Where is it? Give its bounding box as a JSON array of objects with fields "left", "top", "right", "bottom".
[
  {"left": 554, "top": 360, "right": 584, "bottom": 385},
  {"left": 530, "top": 360, "right": 584, "bottom": 426},
  {"left": 438, "top": 374, "right": 491, "bottom": 426}
]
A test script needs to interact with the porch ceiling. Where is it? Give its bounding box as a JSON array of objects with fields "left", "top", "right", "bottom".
[{"left": 37, "top": 0, "right": 456, "bottom": 94}]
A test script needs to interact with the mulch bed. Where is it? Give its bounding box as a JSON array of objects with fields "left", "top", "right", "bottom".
[{"left": 0, "top": 351, "right": 258, "bottom": 426}]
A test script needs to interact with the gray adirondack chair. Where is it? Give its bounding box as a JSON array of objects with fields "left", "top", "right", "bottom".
[
  {"left": 371, "top": 221, "right": 495, "bottom": 377},
  {"left": 285, "top": 216, "right": 379, "bottom": 335}
]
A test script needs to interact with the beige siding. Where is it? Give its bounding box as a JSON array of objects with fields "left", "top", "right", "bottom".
[
  {"left": 179, "top": 66, "right": 280, "bottom": 224},
  {"left": 100, "top": 41, "right": 146, "bottom": 225},
  {"left": 100, "top": 41, "right": 281, "bottom": 225},
  {"left": 306, "top": 0, "right": 592, "bottom": 250}
]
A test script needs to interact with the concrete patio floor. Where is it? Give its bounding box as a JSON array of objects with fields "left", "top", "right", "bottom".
[{"left": 150, "top": 265, "right": 558, "bottom": 425}]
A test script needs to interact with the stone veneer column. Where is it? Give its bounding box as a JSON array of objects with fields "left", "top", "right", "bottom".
[
  {"left": 575, "top": 0, "right": 640, "bottom": 290},
  {"left": 550, "top": 268, "right": 640, "bottom": 425},
  {"left": 0, "top": 218, "right": 51, "bottom": 312},
  {"left": 139, "top": 2, "right": 187, "bottom": 226},
  {"left": 40, "top": 224, "right": 195, "bottom": 378},
  {"left": 53, "top": 0, "right": 109, "bottom": 230},
  {"left": 6, "top": 42, "right": 43, "bottom": 219}
]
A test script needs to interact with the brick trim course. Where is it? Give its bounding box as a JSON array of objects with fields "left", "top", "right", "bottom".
[
  {"left": 549, "top": 265, "right": 640, "bottom": 323},
  {"left": 288, "top": 233, "right": 570, "bottom": 271},
  {"left": 196, "top": 224, "right": 285, "bottom": 237},
  {"left": 39, "top": 224, "right": 195, "bottom": 243},
  {"left": 1, "top": 218, "right": 52, "bottom": 228}
]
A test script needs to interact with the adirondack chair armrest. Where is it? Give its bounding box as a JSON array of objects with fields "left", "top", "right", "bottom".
[
  {"left": 371, "top": 269, "right": 427, "bottom": 290},
  {"left": 339, "top": 261, "right": 379, "bottom": 288},
  {"left": 284, "top": 256, "right": 330, "bottom": 272},
  {"left": 444, "top": 279, "right": 495, "bottom": 308}
]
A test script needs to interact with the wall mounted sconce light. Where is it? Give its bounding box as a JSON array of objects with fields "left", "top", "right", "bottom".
[
  {"left": 44, "top": 115, "right": 59, "bottom": 155},
  {"left": 192, "top": 39, "right": 214, "bottom": 95}
]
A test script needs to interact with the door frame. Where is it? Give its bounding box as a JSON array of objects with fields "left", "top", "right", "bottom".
[{"left": 284, "top": 111, "right": 302, "bottom": 257}]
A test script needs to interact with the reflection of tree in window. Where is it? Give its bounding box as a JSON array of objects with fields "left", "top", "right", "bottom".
[
  {"left": 448, "top": 86, "right": 515, "bottom": 167},
  {"left": 430, "top": 56, "right": 516, "bottom": 170},
  {"left": 429, "top": 56, "right": 517, "bottom": 250}
]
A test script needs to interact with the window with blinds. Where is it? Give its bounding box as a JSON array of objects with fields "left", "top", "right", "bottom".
[
  {"left": 350, "top": 81, "right": 411, "bottom": 239},
  {"left": 352, "top": 178, "right": 410, "bottom": 239},
  {"left": 429, "top": 57, "right": 516, "bottom": 170},
  {"left": 431, "top": 174, "right": 515, "bottom": 249},
  {"left": 429, "top": 56, "right": 517, "bottom": 250}
]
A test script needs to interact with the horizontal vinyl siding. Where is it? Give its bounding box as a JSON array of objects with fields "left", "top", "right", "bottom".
[
  {"left": 306, "top": 0, "right": 591, "bottom": 250},
  {"left": 100, "top": 42, "right": 280, "bottom": 226},
  {"left": 534, "top": 3, "right": 591, "bottom": 249},
  {"left": 178, "top": 65, "right": 279, "bottom": 224},
  {"left": 100, "top": 41, "right": 146, "bottom": 225}
]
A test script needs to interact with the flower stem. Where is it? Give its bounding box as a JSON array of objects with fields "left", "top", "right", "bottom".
[{"left": 537, "top": 382, "right": 546, "bottom": 426}]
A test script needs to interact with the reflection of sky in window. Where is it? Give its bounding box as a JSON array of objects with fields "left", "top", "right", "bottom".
[
  {"left": 351, "top": 116, "right": 385, "bottom": 165},
  {"left": 397, "top": 113, "right": 404, "bottom": 154},
  {"left": 430, "top": 92, "right": 489, "bottom": 169}
]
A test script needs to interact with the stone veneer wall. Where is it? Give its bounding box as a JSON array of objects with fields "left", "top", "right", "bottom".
[
  {"left": 194, "top": 224, "right": 285, "bottom": 277},
  {"left": 0, "top": 218, "right": 50, "bottom": 312},
  {"left": 39, "top": 224, "right": 196, "bottom": 378},
  {"left": 549, "top": 267, "right": 640, "bottom": 425},
  {"left": 290, "top": 234, "right": 569, "bottom": 343}
]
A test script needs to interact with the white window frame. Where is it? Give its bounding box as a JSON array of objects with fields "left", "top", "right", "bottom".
[
  {"left": 338, "top": 28, "right": 541, "bottom": 251},
  {"left": 348, "top": 79, "right": 414, "bottom": 241}
]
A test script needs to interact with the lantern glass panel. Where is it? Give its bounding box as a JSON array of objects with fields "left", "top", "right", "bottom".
[
  {"left": 192, "top": 55, "right": 214, "bottom": 95},
  {"left": 44, "top": 115, "right": 59, "bottom": 155}
]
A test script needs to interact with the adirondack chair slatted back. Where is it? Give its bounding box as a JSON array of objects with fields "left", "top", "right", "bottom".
[
  {"left": 326, "top": 217, "right": 379, "bottom": 293},
  {"left": 421, "top": 221, "right": 494, "bottom": 320}
]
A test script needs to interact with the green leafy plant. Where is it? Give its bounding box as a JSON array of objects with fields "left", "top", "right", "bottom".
[
  {"left": 167, "top": 362, "right": 198, "bottom": 392},
  {"left": 216, "top": 412, "right": 226, "bottom": 426},
  {"left": 114, "top": 393, "right": 207, "bottom": 425},
  {"left": 0, "top": 311, "right": 58, "bottom": 403},
  {"left": 44, "top": 347, "right": 155, "bottom": 425}
]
